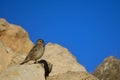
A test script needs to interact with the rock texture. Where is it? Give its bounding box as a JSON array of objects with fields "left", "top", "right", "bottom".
[
  {"left": 0, "top": 42, "right": 14, "bottom": 71},
  {"left": 0, "top": 64, "right": 45, "bottom": 80},
  {"left": 0, "top": 18, "right": 33, "bottom": 71},
  {"left": 0, "top": 18, "right": 98, "bottom": 80},
  {"left": 93, "top": 56, "right": 120, "bottom": 80},
  {"left": 47, "top": 71, "right": 99, "bottom": 80},
  {"left": 42, "top": 43, "right": 86, "bottom": 76},
  {"left": 0, "top": 18, "right": 34, "bottom": 53}
]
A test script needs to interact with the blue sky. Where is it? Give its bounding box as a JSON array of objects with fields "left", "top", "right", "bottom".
[{"left": 0, "top": 0, "right": 120, "bottom": 72}]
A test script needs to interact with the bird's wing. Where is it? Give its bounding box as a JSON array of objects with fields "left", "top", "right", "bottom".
[{"left": 25, "top": 45, "right": 38, "bottom": 60}]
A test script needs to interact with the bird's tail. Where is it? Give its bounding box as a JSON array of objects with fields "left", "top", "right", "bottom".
[
  {"left": 20, "top": 61, "right": 25, "bottom": 65},
  {"left": 20, "top": 60, "right": 29, "bottom": 65}
]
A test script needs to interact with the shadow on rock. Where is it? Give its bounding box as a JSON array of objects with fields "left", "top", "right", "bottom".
[{"left": 38, "top": 59, "right": 53, "bottom": 78}]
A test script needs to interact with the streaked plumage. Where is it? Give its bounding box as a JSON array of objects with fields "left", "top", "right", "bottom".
[{"left": 20, "top": 39, "right": 45, "bottom": 65}]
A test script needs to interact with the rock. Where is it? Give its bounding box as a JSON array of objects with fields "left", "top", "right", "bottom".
[
  {"left": 42, "top": 43, "right": 86, "bottom": 76},
  {"left": 8, "top": 52, "right": 27, "bottom": 66},
  {"left": 10, "top": 43, "right": 86, "bottom": 76},
  {"left": 93, "top": 56, "right": 120, "bottom": 80},
  {"left": 0, "top": 64, "right": 45, "bottom": 80},
  {"left": 0, "top": 18, "right": 34, "bottom": 53},
  {"left": 9, "top": 42, "right": 87, "bottom": 79},
  {"left": 0, "top": 42, "right": 14, "bottom": 71},
  {"left": 47, "top": 71, "right": 99, "bottom": 80},
  {"left": 0, "top": 18, "right": 34, "bottom": 71},
  {"left": 0, "top": 18, "right": 8, "bottom": 32}
]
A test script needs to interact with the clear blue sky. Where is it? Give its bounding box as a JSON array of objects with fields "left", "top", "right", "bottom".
[{"left": 0, "top": 0, "right": 120, "bottom": 72}]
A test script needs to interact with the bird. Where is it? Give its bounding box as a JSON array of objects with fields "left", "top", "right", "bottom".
[{"left": 20, "top": 39, "right": 45, "bottom": 65}]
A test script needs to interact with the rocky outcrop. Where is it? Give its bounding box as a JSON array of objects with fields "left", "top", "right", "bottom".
[
  {"left": 0, "top": 42, "right": 14, "bottom": 71},
  {"left": 0, "top": 18, "right": 34, "bottom": 53},
  {"left": 47, "top": 71, "right": 99, "bottom": 80},
  {"left": 0, "top": 18, "right": 98, "bottom": 80},
  {"left": 9, "top": 43, "right": 86, "bottom": 75},
  {"left": 0, "top": 64, "right": 45, "bottom": 80},
  {"left": 42, "top": 43, "right": 86, "bottom": 76},
  {"left": 0, "top": 18, "right": 33, "bottom": 71},
  {"left": 93, "top": 56, "right": 120, "bottom": 80}
]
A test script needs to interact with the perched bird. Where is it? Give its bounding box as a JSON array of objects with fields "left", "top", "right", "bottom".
[{"left": 20, "top": 39, "right": 45, "bottom": 65}]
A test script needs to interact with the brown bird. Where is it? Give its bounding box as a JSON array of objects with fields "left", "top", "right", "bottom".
[{"left": 20, "top": 39, "right": 45, "bottom": 65}]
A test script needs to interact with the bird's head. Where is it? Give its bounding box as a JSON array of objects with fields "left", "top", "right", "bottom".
[{"left": 36, "top": 39, "right": 45, "bottom": 47}]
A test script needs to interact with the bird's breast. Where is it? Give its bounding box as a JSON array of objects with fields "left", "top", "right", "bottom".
[{"left": 34, "top": 46, "right": 44, "bottom": 59}]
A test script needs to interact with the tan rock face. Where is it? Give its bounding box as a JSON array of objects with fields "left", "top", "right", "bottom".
[
  {"left": 0, "top": 18, "right": 33, "bottom": 71},
  {"left": 0, "top": 18, "right": 34, "bottom": 53},
  {"left": 47, "top": 71, "right": 99, "bottom": 80},
  {"left": 0, "top": 64, "right": 45, "bottom": 80},
  {"left": 0, "top": 42, "right": 14, "bottom": 71},
  {"left": 93, "top": 56, "right": 120, "bottom": 80},
  {"left": 42, "top": 43, "right": 86, "bottom": 76}
]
